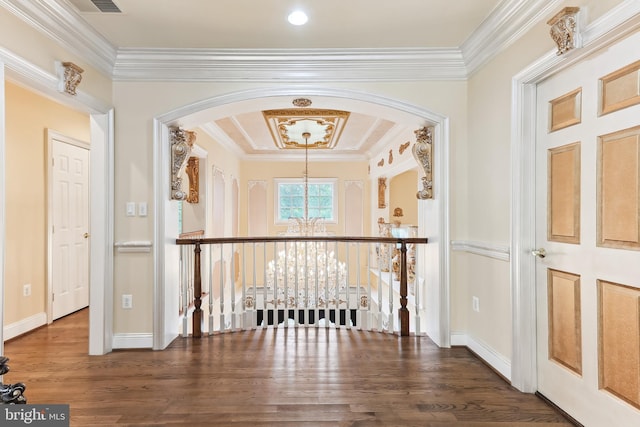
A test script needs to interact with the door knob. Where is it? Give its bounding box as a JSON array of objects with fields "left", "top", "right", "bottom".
[
  {"left": 84, "top": 232, "right": 90, "bottom": 239},
  {"left": 531, "top": 248, "right": 546, "bottom": 258}
]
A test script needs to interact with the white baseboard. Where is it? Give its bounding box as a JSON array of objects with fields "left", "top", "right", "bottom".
[
  {"left": 450, "top": 332, "right": 511, "bottom": 381},
  {"left": 4, "top": 312, "right": 47, "bottom": 341},
  {"left": 112, "top": 333, "right": 153, "bottom": 349}
]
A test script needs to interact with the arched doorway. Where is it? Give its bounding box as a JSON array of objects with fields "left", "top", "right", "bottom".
[{"left": 152, "top": 87, "right": 451, "bottom": 349}]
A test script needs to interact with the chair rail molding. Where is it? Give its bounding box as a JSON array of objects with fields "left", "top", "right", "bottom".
[{"left": 450, "top": 240, "right": 510, "bottom": 262}]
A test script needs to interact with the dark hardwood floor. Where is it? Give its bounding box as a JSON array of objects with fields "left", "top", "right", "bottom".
[{"left": 3, "top": 309, "right": 573, "bottom": 426}]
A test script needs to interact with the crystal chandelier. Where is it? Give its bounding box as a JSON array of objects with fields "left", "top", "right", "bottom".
[
  {"left": 266, "top": 131, "right": 347, "bottom": 308},
  {"left": 266, "top": 241, "right": 347, "bottom": 308}
]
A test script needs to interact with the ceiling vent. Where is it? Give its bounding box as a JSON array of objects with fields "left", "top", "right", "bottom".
[{"left": 68, "top": 0, "right": 121, "bottom": 13}]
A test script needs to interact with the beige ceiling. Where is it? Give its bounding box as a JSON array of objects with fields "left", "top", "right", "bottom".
[
  {"left": 63, "top": 0, "right": 503, "bottom": 160},
  {"left": 68, "top": 0, "right": 502, "bottom": 49}
]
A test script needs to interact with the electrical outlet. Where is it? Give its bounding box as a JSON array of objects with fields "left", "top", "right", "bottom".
[
  {"left": 23, "top": 283, "right": 31, "bottom": 297},
  {"left": 122, "top": 294, "right": 133, "bottom": 309},
  {"left": 472, "top": 296, "right": 480, "bottom": 313}
]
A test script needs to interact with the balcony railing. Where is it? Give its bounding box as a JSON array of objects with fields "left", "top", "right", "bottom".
[{"left": 176, "top": 236, "right": 428, "bottom": 337}]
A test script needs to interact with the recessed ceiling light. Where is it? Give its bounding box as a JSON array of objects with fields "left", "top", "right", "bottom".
[{"left": 288, "top": 10, "right": 308, "bottom": 26}]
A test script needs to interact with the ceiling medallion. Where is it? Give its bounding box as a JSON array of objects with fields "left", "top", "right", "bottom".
[
  {"left": 263, "top": 109, "right": 350, "bottom": 150},
  {"left": 292, "top": 98, "right": 312, "bottom": 107}
]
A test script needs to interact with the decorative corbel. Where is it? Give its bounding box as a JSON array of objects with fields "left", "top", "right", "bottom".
[
  {"left": 412, "top": 126, "right": 434, "bottom": 200},
  {"left": 170, "top": 126, "right": 196, "bottom": 200},
  {"left": 185, "top": 157, "right": 199, "bottom": 204},
  {"left": 55, "top": 61, "right": 84, "bottom": 96},
  {"left": 548, "top": 7, "right": 581, "bottom": 56},
  {"left": 399, "top": 141, "right": 411, "bottom": 155},
  {"left": 378, "top": 177, "right": 387, "bottom": 208}
]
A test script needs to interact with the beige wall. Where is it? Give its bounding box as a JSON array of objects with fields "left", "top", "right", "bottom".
[
  {"left": 240, "top": 160, "right": 370, "bottom": 237},
  {"left": 389, "top": 169, "right": 419, "bottom": 227},
  {"left": 4, "top": 81, "right": 90, "bottom": 325}
]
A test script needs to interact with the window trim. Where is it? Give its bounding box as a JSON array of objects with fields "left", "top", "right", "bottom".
[{"left": 274, "top": 177, "right": 338, "bottom": 224}]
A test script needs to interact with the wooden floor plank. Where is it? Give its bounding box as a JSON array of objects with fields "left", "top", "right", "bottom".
[{"left": 3, "top": 309, "right": 573, "bottom": 426}]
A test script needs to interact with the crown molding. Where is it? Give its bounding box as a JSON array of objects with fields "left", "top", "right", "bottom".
[
  {"left": 112, "top": 47, "right": 467, "bottom": 82},
  {"left": 1, "top": 45, "right": 111, "bottom": 113},
  {"left": 0, "top": 0, "right": 117, "bottom": 76},
  {"left": 0, "top": 0, "right": 567, "bottom": 82},
  {"left": 461, "top": 0, "right": 564, "bottom": 76}
]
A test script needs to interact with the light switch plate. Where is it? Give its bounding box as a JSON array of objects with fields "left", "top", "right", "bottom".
[
  {"left": 138, "top": 202, "right": 148, "bottom": 217},
  {"left": 126, "top": 202, "right": 136, "bottom": 217}
]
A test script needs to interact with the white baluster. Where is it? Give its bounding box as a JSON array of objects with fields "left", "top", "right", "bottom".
[
  {"left": 314, "top": 241, "right": 319, "bottom": 328},
  {"left": 219, "top": 244, "right": 225, "bottom": 332},
  {"left": 355, "top": 242, "right": 361, "bottom": 331},
  {"left": 208, "top": 244, "right": 214, "bottom": 334},
  {"left": 388, "top": 245, "right": 394, "bottom": 333},
  {"left": 231, "top": 243, "right": 236, "bottom": 331}
]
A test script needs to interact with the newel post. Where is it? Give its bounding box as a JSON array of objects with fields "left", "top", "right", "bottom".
[
  {"left": 399, "top": 241, "right": 410, "bottom": 336},
  {"left": 193, "top": 242, "right": 202, "bottom": 338}
]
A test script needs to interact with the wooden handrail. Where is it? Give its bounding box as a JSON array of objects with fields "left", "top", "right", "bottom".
[
  {"left": 177, "top": 236, "right": 428, "bottom": 245},
  {"left": 178, "top": 236, "right": 429, "bottom": 337}
]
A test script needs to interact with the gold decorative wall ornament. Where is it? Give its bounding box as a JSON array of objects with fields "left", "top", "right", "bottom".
[
  {"left": 55, "top": 61, "right": 84, "bottom": 96},
  {"left": 170, "top": 126, "right": 196, "bottom": 200},
  {"left": 185, "top": 157, "right": 199, "bottom": 204},
  {"left": 377, "top": 158, "right": 384, "bottom": 167},
  {"left": 388, "top": 149, "right": 394, "bottom": 164},
  {"left": 262, "top": 109, "right": 350, "bottom": 150},
  {"left": 399, "top": 141, "right": 411, "bottom": 154},
  {"left": 292, "top": 98, "right": 312, "bottom": 107},
  {"left": 548, "top": 7, "right": 581, "bottom": 56},
  {"left": 378, "top": 177, "right": 387, "bottom": 208},
  {"left": 412, "top": 126, "right": 434, "bottom": 199}
]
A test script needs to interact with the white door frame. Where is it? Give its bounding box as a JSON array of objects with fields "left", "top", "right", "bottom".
[
  {"left": 510, "top": 2, "right": 640, "bottom": 392},
  {"left": 153, "top": 86, "right": 451, "bottom": 350},
  {"left": 0, "top": 51, "right": 114, "bottom": 356}
]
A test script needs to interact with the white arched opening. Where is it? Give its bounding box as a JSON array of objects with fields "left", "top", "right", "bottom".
[{"left": 152, "top": 86, "right": 450, "bottom": 349}]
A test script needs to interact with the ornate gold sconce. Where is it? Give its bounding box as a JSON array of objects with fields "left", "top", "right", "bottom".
[
  {"left": 170, "top": 126, "right": 196, "bottom": 200},
  {"left": 548, "top": 7, "right": 581, "bottom": 56},
  {"left": 185, "top": 157, "right": 199, "bottom": 204},
  {"left": 55, "top": 61, "right": 84, "bottom": 96},
  {"left": 412, "top": 126, "right": 434, "bottom": 199}
]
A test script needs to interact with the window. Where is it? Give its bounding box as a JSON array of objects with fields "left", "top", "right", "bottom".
[{"left": 275, "top": 178, "right": 337, "bottom": 223}]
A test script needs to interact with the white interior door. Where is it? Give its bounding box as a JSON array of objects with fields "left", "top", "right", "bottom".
[
  {"left": 535, "top": 31, "right": 640, "bottom": 426},
  {"left": 51, "top": 134, "right": 90, "bottom": 320}
]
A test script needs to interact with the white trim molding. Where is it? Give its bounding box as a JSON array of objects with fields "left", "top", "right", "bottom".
[
  {"left": 450, "top": 240, "right": 510, "bottom": 262},
  {"left": 112, "top": 333, "right": 153, "bottom": 349},
  {"left": 0, "top": 0, "right": 116, "bottom": 75},
  {"left": 451, "top": 333, "right": 512, "bottom": 381},
  {"left": 113, "top": 48, "right": 467, "bottom": 82},
  {"left": 114, "top": 241, "right": 153, "bottom": 253},
  {"left": 3, "top": 312, "right": 47, "bottom": 341},
  {"left": 462, "top": 0, "right": 563, "bottom": 75},
  {"left": 510, "top": 0, "right": 640, "bottom": 393}
]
